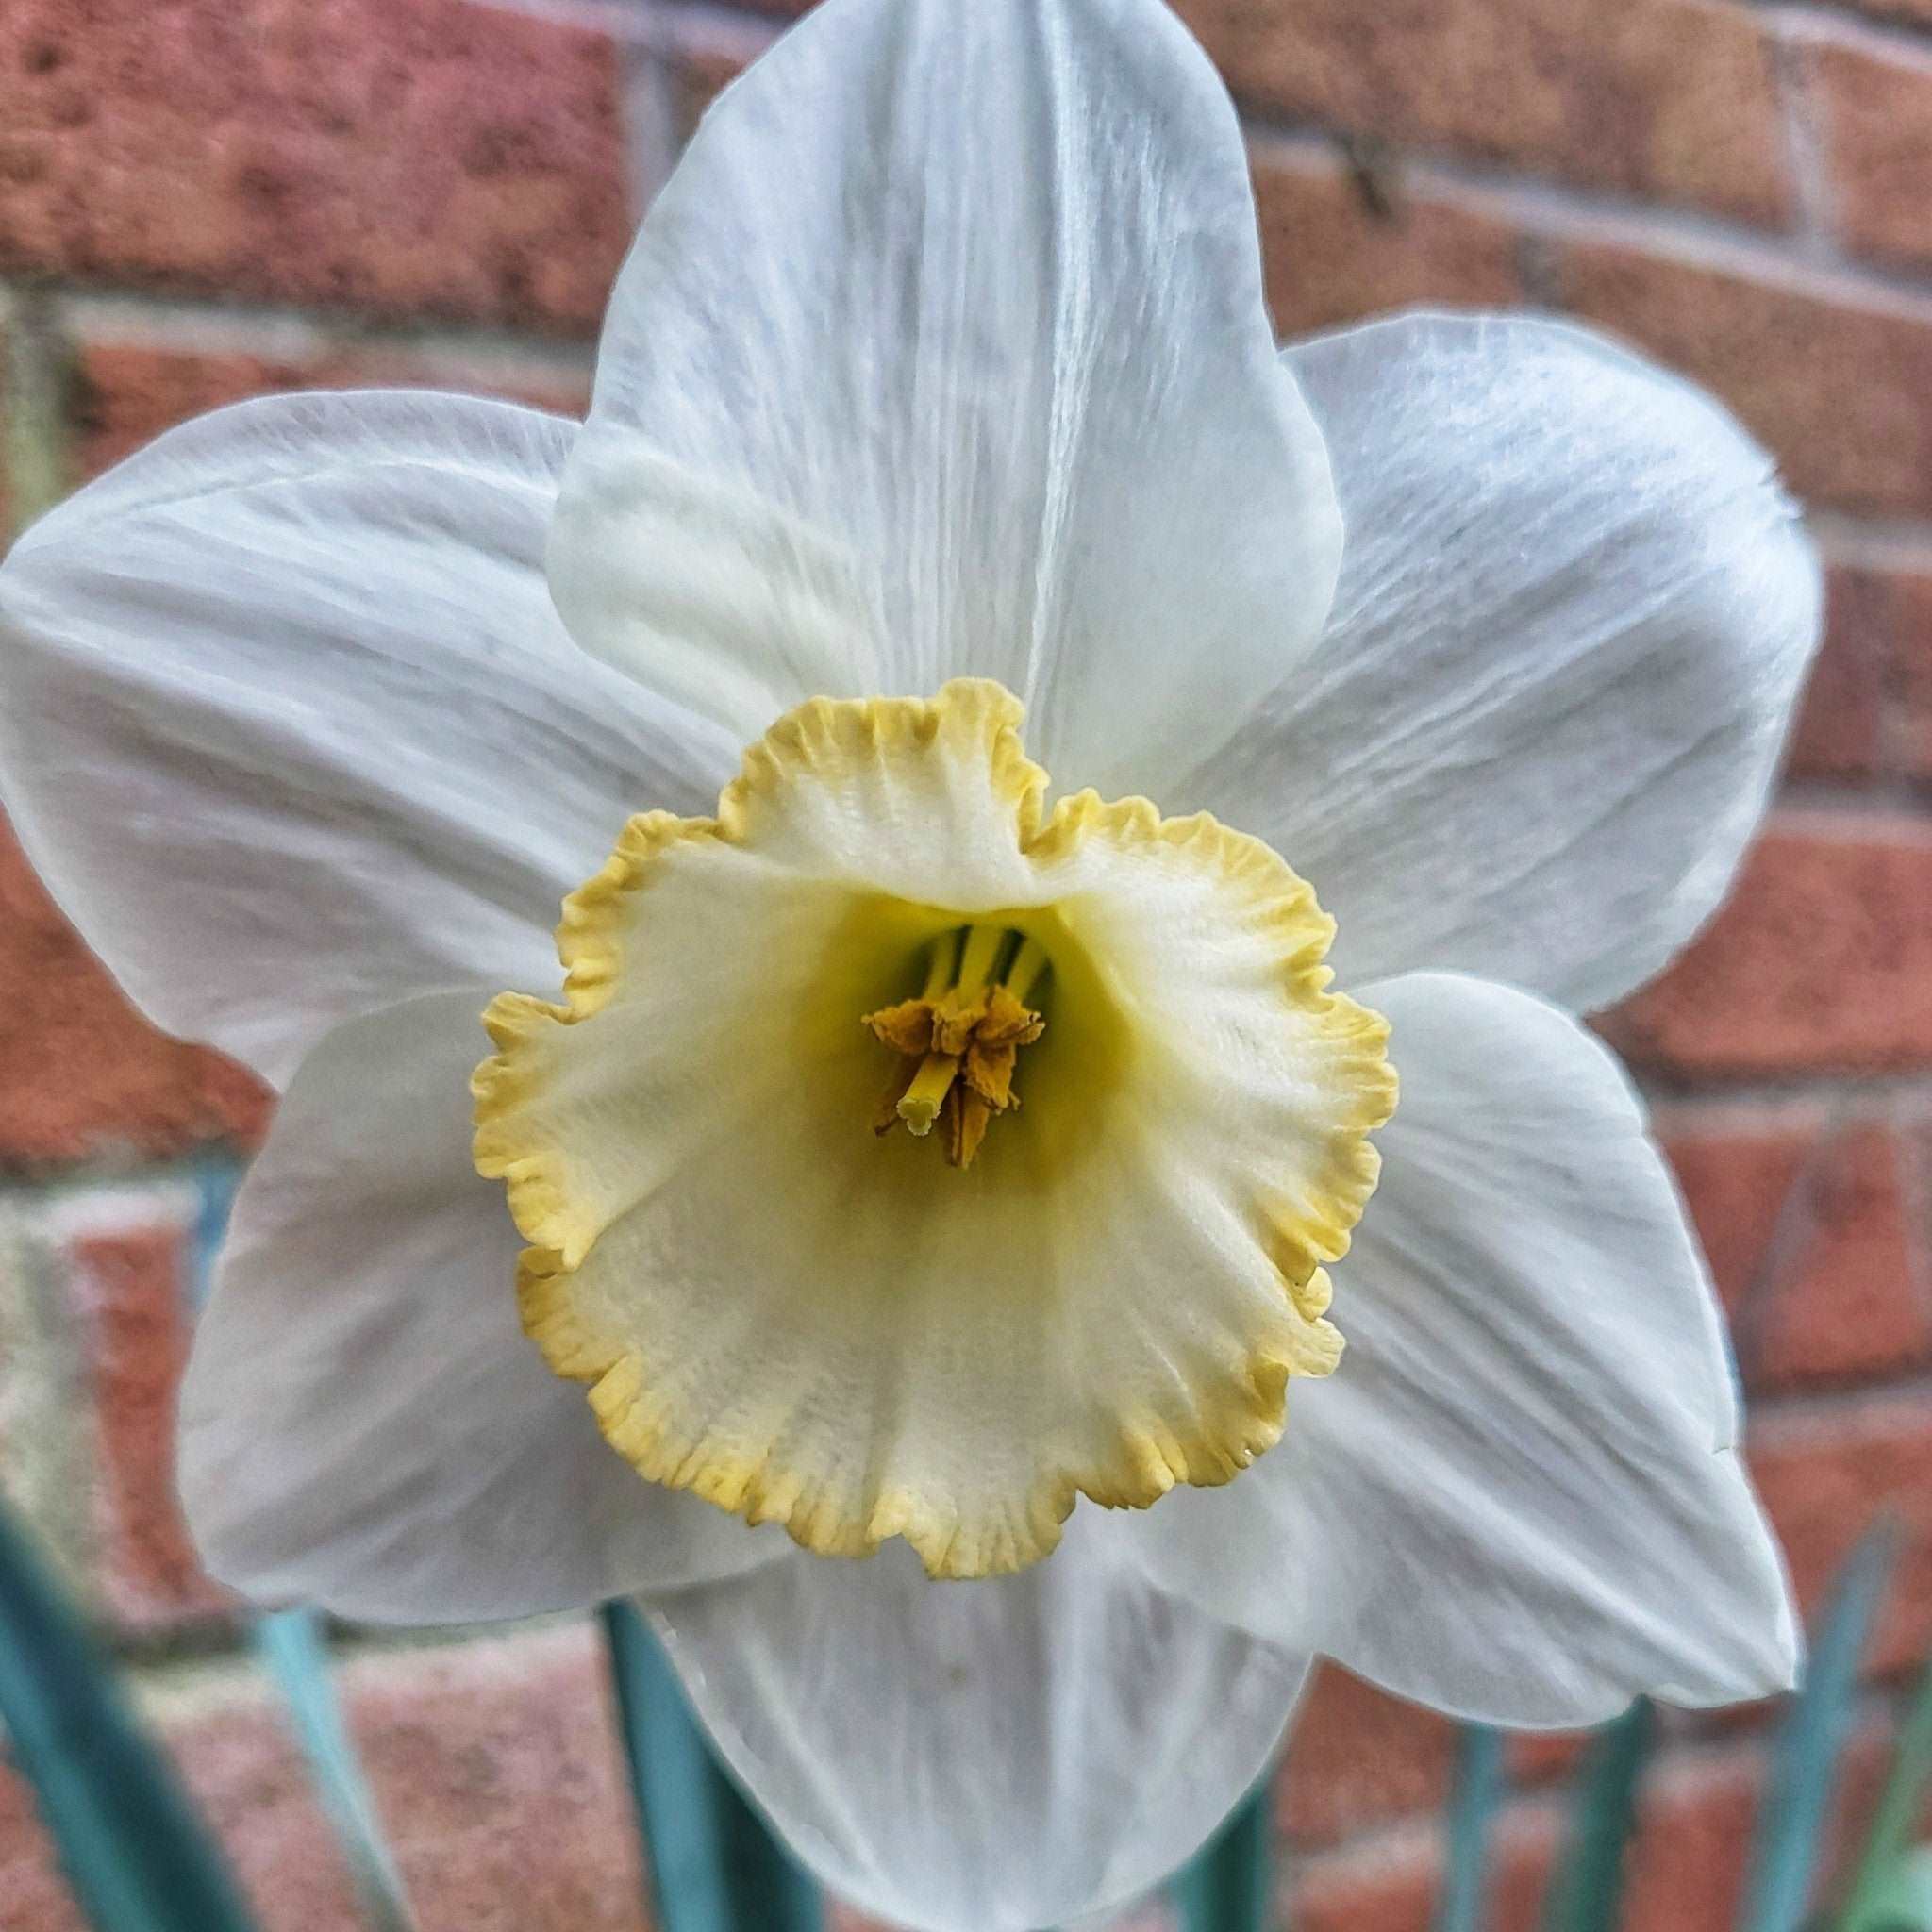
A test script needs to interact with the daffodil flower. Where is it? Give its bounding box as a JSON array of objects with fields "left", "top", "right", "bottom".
[{"left": 0, "top": 0, "right": 1819, "bottom": 1925}]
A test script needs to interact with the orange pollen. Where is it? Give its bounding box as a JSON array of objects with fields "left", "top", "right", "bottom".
[{"left": 862, "top": 926, "right": 1048, "bottom": 1169}]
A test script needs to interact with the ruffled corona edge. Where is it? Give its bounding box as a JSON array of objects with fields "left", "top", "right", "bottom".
[{"left": 474, "top": 681, "right": 1396, "bottom": 1579}]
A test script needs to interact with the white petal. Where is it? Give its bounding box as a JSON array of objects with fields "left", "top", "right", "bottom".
[
  {"left": 1118, "top": 973, "right": 1797, "bottom": 1728},
  {"left": 551, "top": 0, "right": 1341, "bottom": 792},
  {"left": 0, "top": 390, "right": 738, "bottom": 1088},
  {"left": 1188, "top": 313, "right": 1823, "bottom": 1012},
  {"left": 179, "top": 990, "right": 783, "bottom": 1624},
  {"left": 647, "top": 1515, "right": 1308, "bottom": 1932}
]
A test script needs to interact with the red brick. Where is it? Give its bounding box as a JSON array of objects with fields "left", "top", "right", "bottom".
[
  {"left": 1622, "top": 1746, "right": 1767, "bottom": 1932},
  {"left": 0, "top": 1674, "right": 355, "bottom": 1932},
  {"left": 1289, "top": 1803, "right": 1555, "bottom": 1932},
  {"left": 1816, "top": 1718, "right": 1898, "bottom": 1912},
  {"left": 1795, "top": 22, "right": 1932, "bottom": 275},
  {"left": 162, "top": 1696, "right": 367, "bottom": 1932},
  {"left": 1789, "top": 565, "right": 1889, "bottom": 782},
  {"left": 1288, "top": 1727, "right": 1891, "bottom": 1932},
  {"left": 1751, "top": 1394, "right": 1932, "bottom": 1677},
  {"left": 1881, "top": 566, "right": 1932, "bottom": 781},
  {"left": 0, "top": 814, "right": 272, "bottom": 1169},
  {"left": 70, "top": 334, "right": 593, "bottom": 481},
  {"left": 1639, "top": 1721, "right": 1890, "bottom": 1932},
  {"left": 1774, "top": 1122, "right": 1932, "bottom": 1381},
  {"left": 339, "top": 1627, "right": 650, "bottom": 1932},
  {"left": 1602, "top": 816, "right": 1932, "bottom": 1076},
  {"left": 1253, "top": 148, "right": 1524, "bottom": 339},
  {"left": 1661, "top": 1110, "right": 1932, "bottom": 1389},
  {"left": 1507, "top": 1730, "right": 1593, "bottom": 1787},
  {"left": 1290, "top": 1824, "right": 1438, "bottom": 1932},
  {"left": 1555, "top": 239, "right": 1932, "bottom": 518},
  {"left": 66, "top": 1224, "right": 229, "bottom": 1631},
  {"left": 1779, "top": 552, "right": 1932, "bottom": 784},
  {"left": 0, "top": 1624, "right": 651, "bottom": 1932},
  {"left": 1626, "top": 1718, "right": 1891, "bottom": 1931},
  {"left": 0, "top": 1854, "right": 86, "bottom": 1932},
  {"left": 673, "top": 42, "right": 755, "bottom": 130},
  {"left": 1277, "top": 1665, "right": 1458, "bottom": 1846},
  {"left": 1663, "top": 1115, "right": 1808, "bottom": 1311},
  {"left": 1175, "top": 0, "right": 1790, "bottom": 225},
  {"left": 0, "top": 0, "right": 628, "bottom": 332}
]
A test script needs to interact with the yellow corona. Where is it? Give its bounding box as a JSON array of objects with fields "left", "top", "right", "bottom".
[{"left": 474, "top": 681, "right": 1395, "bottom": 1579}]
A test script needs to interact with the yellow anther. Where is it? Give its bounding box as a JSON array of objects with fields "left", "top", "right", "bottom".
[{"left": 863, "top": 924, "right": 1048, "bottom": 1166}]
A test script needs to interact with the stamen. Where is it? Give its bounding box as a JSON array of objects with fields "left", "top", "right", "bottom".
[
  {"left": 921, "top": 930, "right": 959, "bottom": 1000},
  {"left": 1005, "top": 935, "right": 1050, "bottom": 1004},
  {"left": 862, "top": 924, "right": 1048, "bottom": 1167},
  {"left": 955, "top": 923, "right": 1006, "bottom": 994}
]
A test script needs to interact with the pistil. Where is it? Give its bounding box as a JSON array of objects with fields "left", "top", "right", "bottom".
[{"left": 897, "top": 1050, "right": 963, "bottom": 1136}]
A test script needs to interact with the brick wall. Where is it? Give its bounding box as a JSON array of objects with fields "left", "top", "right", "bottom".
[{"left": 1, "top": 1, "right": 1930, "bottom": 1927}]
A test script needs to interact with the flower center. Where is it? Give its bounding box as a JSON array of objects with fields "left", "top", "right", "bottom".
[
  {"left": 472, "top": 680, "right": 1395, "bottom": 1579},
  {"left": 864, "top": 924, "right": 1048, "bottom": 1167}
]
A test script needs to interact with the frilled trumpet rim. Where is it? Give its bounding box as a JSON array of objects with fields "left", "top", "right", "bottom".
[{"left": 473, "top": 680, "right": 1395, "bottom": 1578}]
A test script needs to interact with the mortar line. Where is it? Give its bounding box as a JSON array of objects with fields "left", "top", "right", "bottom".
[
  {"left": 1242, "top": 116, "right": 1932, "bottom": 315},
  {"left": 7, "top": 282, "right": 601, "bottom": 373},
  {"left": 1748, "top": 1368, "right": 1932, "bottom": 1423},
  {"left": 1757, "top": 0, "right": 1932, "bottom": 60},
  {"left": 1768, "top": 10, "right": 1845, "bottom": 266},
  {"left": 1630, "top": 1069, "right": 1932, "bottom": 1113}
]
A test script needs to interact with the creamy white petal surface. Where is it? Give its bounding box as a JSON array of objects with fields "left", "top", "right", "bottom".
[
  {"left": 649, "top": 1517, "right": 1307, "bottom": 1932},
  {"left": 1118, "top": 972, "right": 1797, "bottom": 1728},
  {"left": 550, "top": 0, "right": 1341, "bottom": 793},
  {"left": 0, "top": 390, "right": 737, "bottom": 1088},
  {"left": 179, "top": 989, "right": 783, "bottom": 1622},
  {"left": 1187, "top": 313, "right": 1823, "bottom": 1013}
]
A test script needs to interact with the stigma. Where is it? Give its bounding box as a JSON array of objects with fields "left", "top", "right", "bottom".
[{"left": 864, "top": 924, "right": 1048, "bottom": 1167}]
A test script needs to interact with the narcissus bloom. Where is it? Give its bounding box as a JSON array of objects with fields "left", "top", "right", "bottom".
[{"left": 0, "top": 0, "right": 1819, "bottom": 1925}]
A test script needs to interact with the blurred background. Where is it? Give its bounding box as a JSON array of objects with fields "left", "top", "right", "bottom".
[{"left": 1, "top": 0, "right": 1930, "bottom": 1926}]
